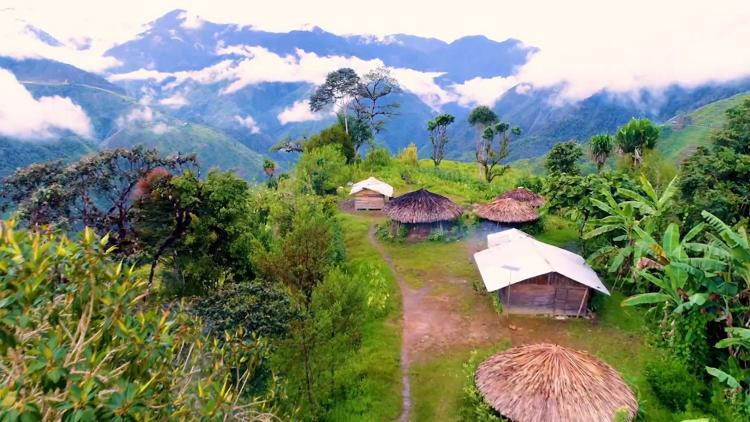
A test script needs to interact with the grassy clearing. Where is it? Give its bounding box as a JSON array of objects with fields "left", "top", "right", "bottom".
[
  {"left": 658, "top": 92, "right": 750, "bottom": 161},
  {"left": 325, "top": 213, "right": 403, "bottom": 421}
]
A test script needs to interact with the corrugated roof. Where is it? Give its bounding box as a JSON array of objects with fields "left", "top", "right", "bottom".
[
  {"left": 350, "top": 176, "right": 394, "bottom": 197},
  {"left": 474, "top": 229, "right": 610, "bottom": 294}
]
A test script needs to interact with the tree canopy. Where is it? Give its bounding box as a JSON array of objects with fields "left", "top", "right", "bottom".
[{"left": 545, "top": 140, "right": 583, "bottom": 175}]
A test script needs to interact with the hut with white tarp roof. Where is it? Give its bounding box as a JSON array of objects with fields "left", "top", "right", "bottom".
[
  {"left": 473, "top": 229, "right": 609, "bottom": 316},
  {"left": 350, "top": 177, "right": 394, "bottom": 210}
]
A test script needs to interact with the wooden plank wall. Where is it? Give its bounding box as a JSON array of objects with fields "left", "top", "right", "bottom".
[
  {"left": 354, "top": 189, "right": 386, "bottom": 210},
  {"left": 499, "top": 273, "right": 589, "bottom": 316}
]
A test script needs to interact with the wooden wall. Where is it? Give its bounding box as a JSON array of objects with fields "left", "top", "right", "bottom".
[
  {"left": 499, "top": 273, "right": 589, "bottom": 316},
  {"left": 354, "top": 189, "right": 386, "bottom": 210}
]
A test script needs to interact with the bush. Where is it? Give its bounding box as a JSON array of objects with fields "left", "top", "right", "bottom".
[
  {"left": 644, "top": 355, "right": 706, "bottom": 411},
  {"left": 460, "top": 352, "right": 507, "bottom": 421},
  {"left": 398, "top": 143, "right": 419, "bottom": 167},
  {"left": 0, "top": 224, "right": 278, "bottom": 420},
  {"left": 297, "top": 144, "right": 351, "bottom": 195},
  {"left": 362, "top": 146, "right": 392, "bottom": 170},
  {"left": 193, "top": 280, "right": 298, "bottom": 340}
]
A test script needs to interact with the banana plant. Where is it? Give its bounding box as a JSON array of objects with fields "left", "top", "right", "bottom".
[
  {"left": 621, "top": 223, "right": 725, "bottom": 314},
  {"left": 618, "top": 175, "right": 679, "bottom": 233},
  {"left": 700, "top": 211, "right": 750, "bottom": 291}
]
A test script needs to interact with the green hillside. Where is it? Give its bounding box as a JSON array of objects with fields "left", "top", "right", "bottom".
[
  {"left": 102, "top": 122, "right": 265, "bottom": 180},
  {"left": 0, "top": 136, "right": 96, "bottom": 178},
  {"left": 658, "top": 91, "right": 750, "bottom": 161}
]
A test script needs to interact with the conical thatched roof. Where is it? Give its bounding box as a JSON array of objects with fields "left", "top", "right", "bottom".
[
  {"left": 475, "top": 198, "right": 539, "bottom": 223},
  {"left": 499, "top": 187, "right": 545, "bottom": 207},
  {"left": 475, "top": 343, "right": 638, "bottom": 422},
  {"left": 384, "top": 188, "right": 462, "bottom": 224}
]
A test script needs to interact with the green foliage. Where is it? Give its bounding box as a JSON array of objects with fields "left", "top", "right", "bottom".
[
  {"left": 645, "top": 356, "right": 706, "bottom": 411},
  {"left": 460, "top": 352, "right": 507, "bottom": 421},
  {"left": 193, "top": 281, "right": 297, "bottom": 340},
  {"left": 0, "top": 224, "right": 277, "bottom": 420},
  {"left": 361, "top": 146, "right": 392, "bottom": 171},
  {"left": 427, "top": 113, "right": 455, "bottom": 167},
  {"left": 679, "top": 99, "right": 750, "bottom": 226},
  {"left": 305, "top": 124, "right": 356, "bottom": 163},
  {"left": 545, "top": 140, "right": 583, "bottom": 175},
  {"left": 397, "top": 143, "right": 419, "bottom": 167},
  {"left": 468, "top": 105, "right": 499, "bottom": 128},
  {"left": 589, "top": 133, "right": 614, "bottom": 172},
  {"left": 615, "top": 118, "right": 660, "bottom": 166},
  {"left": 167, "top": 171, "right": 258, "bottom": 295},
  {"left": 296, "top": 144, "right": 351, "bottom": 195},
  {"left": 476, "top": 121, "right": 522, "bottom": 183},
  {"left": 263, "top": 158, "right": 276, "bottom": 178}
]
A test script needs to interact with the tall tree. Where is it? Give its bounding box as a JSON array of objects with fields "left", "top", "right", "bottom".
[
  {"left": 477, "top": 121, "right": 521, "bottom": 183},
  {"left": 263, "top": 159, "right": 276, "bottom": 179},
  {"left": 309, "top": 68, "right": 360, "bottom": 134},
  {"left": 589, "top": 133, "right": 614, "bottom": 172},
  {"left": 427, "top": 113, "right": 455, "bottom": 168},
  {"left": 615, "top": 118, "right": 659, "bottom": 166},
  {"left": 353, "top": 67, "right": 401, "bottom": 135},
  {"left": 545, "top": 140, "right": 583, "bottom": 175},
  {"left": 468, "top": 106, "right": 500, "bottom": 167},
  {"left": 0, "top": 147, "right": 196, "bottom": 253}
]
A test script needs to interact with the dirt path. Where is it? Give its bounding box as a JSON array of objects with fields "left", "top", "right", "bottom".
[{"left": 367, "top": 225, "right": 509, "bottom": 421}]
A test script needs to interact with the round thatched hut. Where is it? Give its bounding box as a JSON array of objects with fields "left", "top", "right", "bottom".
[
  {"left": 499, "top": 187, "right": 545, "bottom": 208},
  {"left": 475, "top": 343, "right": 638, "bottom": 422},
  {"left": 383, "top": 188, "right": 462, "bottom": 238},
  {"left": 475, "top": 198, "right": 539, "bottom": 225}
]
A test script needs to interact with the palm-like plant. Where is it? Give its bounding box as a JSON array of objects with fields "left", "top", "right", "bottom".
[
  {"left": 615, "top": 118, "right": 659, "bottom": 166},
  {"left": 589, "top": 133, "right": 613, "bottom": 172}
]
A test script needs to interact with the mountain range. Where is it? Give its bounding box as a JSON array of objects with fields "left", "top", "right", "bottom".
[{"left": 2, "top": 9, "right": 750, "bottom": 179}]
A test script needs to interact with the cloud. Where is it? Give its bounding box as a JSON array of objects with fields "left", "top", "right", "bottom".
[
  {"left": 151, "top": 122, "right": 173, "bottom": 134},
  {"left": 277, "top": 99, "right": 329, "bottom": 124},
  {"left": 159, "top": 92, "right": 189, "bottom": 108},
  {"left": 177, "top": 10, "right": 204, "bottom": 29},
  {"left": 0, "top": 68, "right": 93, "bottom": 139},
  {"left": 234, "top": 115, "right": 261, "bottom": 133},
  {"left": 123, "top": 106, "right": 154, "bottom": 123},
  {"left": 0, "top": 10, "right": 120, "bottom": 72},
  {"left": 449, "top": 76, "right": 520, "bottom": 107}
]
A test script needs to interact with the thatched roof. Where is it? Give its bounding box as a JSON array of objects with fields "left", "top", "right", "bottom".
[
  {"left": 499, "top": 187, "right": 545, "bottom": 207},
  {"left": 475, "top": 343, "right": 638, "bottom": 422},
  {"left": 384, "top": 188, "right": 462, "bottom": 224},
  {"left": 475, "top": 198, "right": 539, "bottom": 223}
]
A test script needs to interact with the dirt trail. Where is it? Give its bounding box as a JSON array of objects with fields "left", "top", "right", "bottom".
[{"left": 367, "top": 225, "right": 509, "bottom": 421}]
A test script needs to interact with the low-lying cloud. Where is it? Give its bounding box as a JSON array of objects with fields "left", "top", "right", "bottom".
[
  {"left": 277, "top": 100, "right": 331, "bottom": 125},
  {"left": 0, "top": 68, "right": 93, "bottom": 139}
]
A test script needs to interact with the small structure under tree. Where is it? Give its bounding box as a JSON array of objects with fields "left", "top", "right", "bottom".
[
  {"left": 473, "top": 229, "right": 609, "bottom": 316},
  {"left": 349, "top": 177, "right": 393, "bottom": 210},
  {"left": 475, "top": 343, "right": 638, "bottom": 422},
  {"left": 383, "top": 188, "right": 462, "bottom": 238}
]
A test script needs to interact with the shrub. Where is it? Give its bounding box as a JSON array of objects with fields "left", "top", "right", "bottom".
[
  {"left": 398, "top": 143, "right": 419, "bottom": 167},
  {"left": 460, "top": 352, "right": 507, "bottom": 421},
  {"left": 362, "top": 146, "right": 392, "bottom": 170},
  {"left": 0, "top": 223, "right": 278, "bottom": 420},
  {"left": 297, "top": 144, "right": 351, "bottom": 195},
  {"left": 644, "top": 355, "right": 706, "bottom": 411}
]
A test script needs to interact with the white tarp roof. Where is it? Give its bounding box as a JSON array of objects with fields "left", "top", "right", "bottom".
[
  {"left": 350, "top": 176, "right": 394, "bottom": 197},
  {"left": 474, "top": 229, "right": 610, "bottom": 294}
]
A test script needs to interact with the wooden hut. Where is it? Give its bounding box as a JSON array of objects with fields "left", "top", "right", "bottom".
[
  {"left": 499, "top": 187, "right": 545, "bottom": 208},
  {"left": 474, "top": 198, "right": 539, "bottom": 225},
  {"left": 475, "top": 343, "right": 638, "bottom": 422},
  {"left": 473, "top": 229, "right": 609, "bottom": 316},
  {"left": 383, "top": 188, "right": 462, "bottom": 238},
  {"left": 350, "top": 177, "right": 394, "bottom": 210}
]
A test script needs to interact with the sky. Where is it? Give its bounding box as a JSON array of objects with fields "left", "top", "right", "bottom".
[{"left": 2, "top": 0, "right": 750, "bottom": 138}]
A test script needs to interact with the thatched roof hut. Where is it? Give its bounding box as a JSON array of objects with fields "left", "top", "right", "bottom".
[
  {"left": 384, "top": 188, "right": 462, "bottom": 224},
  {"left": 475, "top": 343, "right": 638, "bottom": 422},
  {"left": 475, "top": 198, "right": 539, "bottom": 223},
  {"left": 499, "top": 187, "right": 545, "bottom": 207}
]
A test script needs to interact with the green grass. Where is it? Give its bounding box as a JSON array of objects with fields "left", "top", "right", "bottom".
[
  {"left": 536, "top": 214, "right": 580, "bottom": 250},
  {"left": 324, "top": 213, "right": 403, "bottom": 421},
  {"left": 658, "top": 92, "right": 750, "bottom": 161}
]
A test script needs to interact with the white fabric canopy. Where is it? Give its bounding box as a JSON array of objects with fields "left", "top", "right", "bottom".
[
  {"left": 474, "top": 229, "right": 610, "bottom": 294},
  {"left": 350, "top": 176, "right": 394, "bottom": 197}
]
